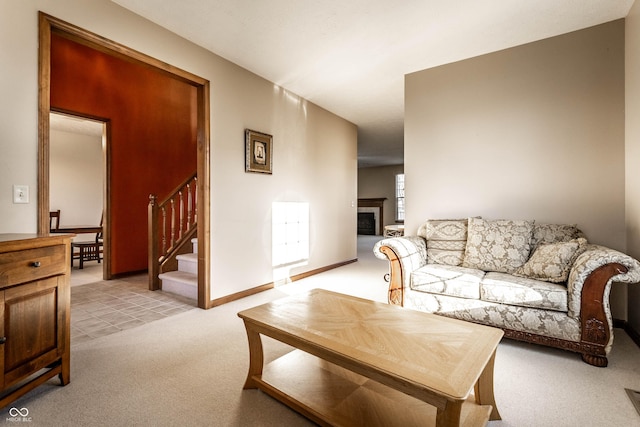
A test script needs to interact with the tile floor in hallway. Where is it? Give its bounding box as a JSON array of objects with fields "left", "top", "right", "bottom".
[{"left": 71, "top": 271, "right": 196, "bottom": 347}]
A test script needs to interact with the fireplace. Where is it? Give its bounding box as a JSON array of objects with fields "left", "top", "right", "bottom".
[
  {"left": 357, "top": 212, "right": 376, "bottom": 235},
  {"left": 357, "top": 198, "right": 386, "bottom": 235}
]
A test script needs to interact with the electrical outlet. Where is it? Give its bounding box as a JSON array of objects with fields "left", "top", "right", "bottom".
[{"left": 13, "top": 185, "right": 29, "bottom": 204}]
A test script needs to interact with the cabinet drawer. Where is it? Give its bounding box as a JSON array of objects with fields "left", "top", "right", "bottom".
[{"left": 0, "top": 245, "right": 66, "bottom": 288}]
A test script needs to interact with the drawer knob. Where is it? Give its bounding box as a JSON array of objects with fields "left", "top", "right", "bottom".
[
  {"left": 0, "top": 337, "right": 6, "bottom": 344},
  {"left": 32, "top": 261, "right": 41, "bottom": 268}
]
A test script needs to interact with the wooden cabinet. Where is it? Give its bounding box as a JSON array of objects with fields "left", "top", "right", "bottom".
[{"left": 0, "top": 234, "right": 72, "bottom": 408}]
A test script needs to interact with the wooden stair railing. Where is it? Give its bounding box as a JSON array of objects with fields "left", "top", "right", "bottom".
[{"left": 148, "top": 173, "right": 197, "bottom": 290}]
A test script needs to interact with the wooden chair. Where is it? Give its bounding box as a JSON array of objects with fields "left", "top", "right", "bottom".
[
  {"left": 71, "top": 214, "right": 103, "bottom": 269},
  {"left": 49, "top": 210, "right": 61, "bottom": 231},
  {"left": 95, "top": 215, "right": 103, "bottom": 261}
]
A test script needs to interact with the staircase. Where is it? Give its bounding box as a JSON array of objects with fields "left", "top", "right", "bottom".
[
  {"left": 148, "top": 173, "right": 197, "bottom": 299},
  {"left": 157, "top": 238, "right": 198, "bottom": 300}
]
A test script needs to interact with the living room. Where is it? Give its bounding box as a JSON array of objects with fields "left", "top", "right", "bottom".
[{"left": 2, "top": 0, "right": 640, "bottom": 425}]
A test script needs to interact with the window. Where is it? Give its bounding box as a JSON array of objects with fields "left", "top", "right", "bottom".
[
  {"left": 396, "top": 174, "right": 405, "bottom": 222},
  {"left": 272, "top": 202, "right": 310, "bottom": 267}
]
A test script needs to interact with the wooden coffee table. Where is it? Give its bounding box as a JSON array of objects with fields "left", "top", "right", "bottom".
[{"left": 238, "top": 289, "right": 503, "bottom": 427}]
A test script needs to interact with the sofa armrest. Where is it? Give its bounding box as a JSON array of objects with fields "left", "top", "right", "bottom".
[
  {"left": 567, "top": 245, "right": 640, "bottom": 318},
  {"left": 373, "top": 236, "right": 427, "bottom": 305},
  {"left": 565, "top": 245, "right": 640, "bottom": 364}
]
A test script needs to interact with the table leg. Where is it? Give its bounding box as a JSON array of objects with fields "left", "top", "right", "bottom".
[
  {"left": 474, "top": 350, "right": 501, "bottom": 420},
  {"left": 436, "top": 399, "right": 463, "bottom": 427},
  {"left": 242, "top": 321, "right": 264, "bottom": 389}
]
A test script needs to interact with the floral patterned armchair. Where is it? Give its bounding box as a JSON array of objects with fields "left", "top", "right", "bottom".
[{"left": 374, "top": 218, "right": 640, "bottom": 367}]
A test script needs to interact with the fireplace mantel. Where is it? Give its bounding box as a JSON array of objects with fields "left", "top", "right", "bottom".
[{"left": 358, "top": 198, "right": 386, "bottom": 235}]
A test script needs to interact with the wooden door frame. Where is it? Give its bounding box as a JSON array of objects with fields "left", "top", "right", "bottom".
[{"left": 37, "top": 12, "right": 211, "bottom": 309}]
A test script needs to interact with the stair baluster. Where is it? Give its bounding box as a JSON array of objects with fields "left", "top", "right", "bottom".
[
  {"left": 178, "top": 191, "right": 184, "bottom": 239},
  {"left": 186, "top": 183, "right": 192, "bottom": 226},
  {"left": 170, "top": 199, "right": 176, "bottom": 249},
  {"left": 161, "top": 205, "right": 167, "bottom": 254}
]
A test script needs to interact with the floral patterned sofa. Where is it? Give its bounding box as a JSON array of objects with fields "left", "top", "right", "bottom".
[{"left": 373, "top": 218, "right": 640, "bottom": 367}]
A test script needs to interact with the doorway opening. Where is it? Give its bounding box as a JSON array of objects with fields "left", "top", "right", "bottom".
[{"left": 50, "top": 111, "right": 107, "bottom": 282}]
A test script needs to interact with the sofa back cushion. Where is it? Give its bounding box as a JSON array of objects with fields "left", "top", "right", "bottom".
[
  {"left": 531, "top": 223, "right": 585, "bottom": 250},
  {"left": 514, "top": 237, "right": 588, "bottom": 283},
  {"left": 462, "top": 218, "right": 534, "bottom": 274},
  {"left": 418, "top": 219, "right": 470, "bottom": 266}
]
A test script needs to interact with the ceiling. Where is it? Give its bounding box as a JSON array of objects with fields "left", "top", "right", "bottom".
[
  {"left": 109, "top": 0, "right": 633, "bottom": 168},
  {"left": 50, "top": 112, "right": 104, "bottom": 137}
]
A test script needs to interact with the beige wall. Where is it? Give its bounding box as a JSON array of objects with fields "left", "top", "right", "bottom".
[
  {"left": 0, "top": 0, "right": 357, "bottom": 301},
  {"left": 626, "top": 0, "right": 640, "bottom": 332},
  {"left": 405, "top": 20, "right": 628, "bottom": 317},
  {"left": 50, "top": 128, "right": 103, "bottom": 234},
  {"left": 358, "top": 165, "right": 404, "bottom": 233}
]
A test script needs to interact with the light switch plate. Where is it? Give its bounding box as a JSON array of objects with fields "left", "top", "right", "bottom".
[{"left": 13, "top": 185, "right": 29, "bottom": 204}]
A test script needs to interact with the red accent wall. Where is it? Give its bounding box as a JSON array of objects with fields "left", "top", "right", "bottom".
[{"left": 50, "top": 33, "right": 197, "bottom": 275}]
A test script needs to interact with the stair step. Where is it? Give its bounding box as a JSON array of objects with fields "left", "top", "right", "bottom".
[
  {"left": 158, "top": 271, "right": 197, "bottom": 300},
  {"left": 177, "top": 252, "right": 197, "bottom": 274}
]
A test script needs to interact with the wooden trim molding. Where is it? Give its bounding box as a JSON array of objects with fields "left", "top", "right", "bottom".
[
  {"left": 615, "top": 319, "right": 640, "bottom": 350},
  {"left": 37, "top": 13, "right": 51, "bottom": 236},
  {"left": 209, "top": 259, "right": 357, "bottom": 308},
  {"left": 626, "top": 323, "right": 640, "bottom": 349},
  {"left": 199, "top": 81, "right": 212, "bottom": 309},
  {"left": 38, "top": 12, "right": 211, "bottom": 308}
]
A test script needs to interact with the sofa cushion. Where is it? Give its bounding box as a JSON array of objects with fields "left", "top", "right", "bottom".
[
  {"left": 514, "top": 238, "right": 588, "bottom": 283},
  {"left": 403, "top": 292, "right": 579, "bottom": 342},
  {"left": 410, "top": 264, "right": 484, "bottom": 299},
  {"left": 531, "top": 223, "right": 585, "bottom": 250},
  {"left": 462, "top": 218, "right": 534, "bottom": 274},
  {"left": 481, "top": 272, "right": 568, "bottom": 312},
  {"left": 418, "top": 219, "right": 470, "bottom": 266}
]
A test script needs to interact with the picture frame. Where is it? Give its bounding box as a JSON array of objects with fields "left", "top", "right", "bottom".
[{"left": 245, "top": 129, "right": 273, "bottom": 174}]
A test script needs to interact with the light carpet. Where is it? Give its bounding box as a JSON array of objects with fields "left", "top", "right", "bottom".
[{"left": 5, "top": 236, "right": 640, "bottom": 426}]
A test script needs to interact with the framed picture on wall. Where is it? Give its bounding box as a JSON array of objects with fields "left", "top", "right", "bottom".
[{"left": 245, "top": 129, "right": 273, "bottom": 174}]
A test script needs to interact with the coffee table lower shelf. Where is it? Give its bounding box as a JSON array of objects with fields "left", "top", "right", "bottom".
[{"left": 253, "top": 349, "right": 492, "bottom": 427}]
